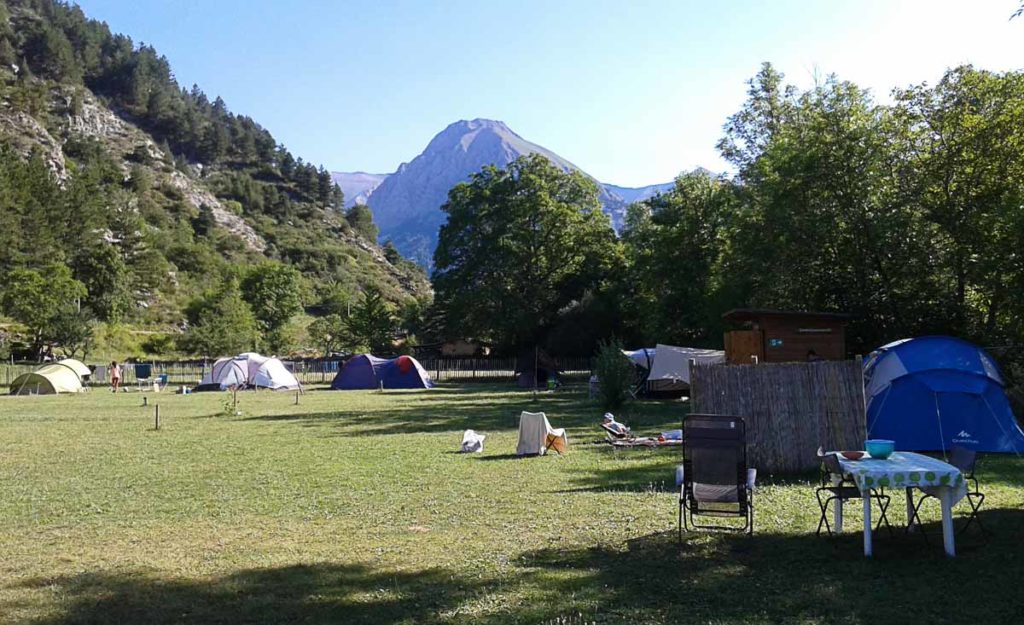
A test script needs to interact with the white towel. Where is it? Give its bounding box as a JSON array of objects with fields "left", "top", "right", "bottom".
[{"left": 460, "top": 429, "right": 486, "bottom": 453}]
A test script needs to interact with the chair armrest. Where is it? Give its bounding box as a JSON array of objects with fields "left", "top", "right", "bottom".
[{"left": 746, "top": 468, "right": 757, "bottom": 491}]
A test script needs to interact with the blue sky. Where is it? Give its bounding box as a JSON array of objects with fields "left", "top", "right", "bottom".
[{"left": 76, "top": 0, "right": 1022, "bottom": 186}]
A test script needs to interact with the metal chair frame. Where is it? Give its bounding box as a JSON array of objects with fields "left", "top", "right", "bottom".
[
  {"left": 815, "top": 454, "right": 894, "bottom": 537},
  {"left": 906, "top": 447, "right": 987, "bottom": 540},
  {"left": 678, "top": 414, "right": 754, "bottom": 538}
]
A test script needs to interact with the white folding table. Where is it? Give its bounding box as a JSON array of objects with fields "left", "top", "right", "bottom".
[{"left": 834, "top": 451, "right": 966, "bottom": 557}]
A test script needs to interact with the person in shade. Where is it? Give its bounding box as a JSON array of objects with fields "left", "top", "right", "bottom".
[{"left": 602, "top": 412, "right": 629, "bottom": 436}]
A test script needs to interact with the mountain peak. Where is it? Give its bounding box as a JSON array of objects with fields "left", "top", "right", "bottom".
[
  {"left": 334, "top": 119, "right": 674, "bottom": 267},
  {"left": 445, "top": 118, "right": 512, "bottom": 133},
  {"left": 427, "top": 118, "right": 524, "bottom": 154}
]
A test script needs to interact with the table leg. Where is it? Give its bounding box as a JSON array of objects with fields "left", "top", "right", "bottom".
[
  {"left": 905, "top": 488, "right": 915, "bottom": 532},
  {"left": 863, "top": 493, "right": 873, "bottom": 557},
  {"left": 940, "top": 488, "right": 955, "bottom": 557},
  {"left": 834, "top": 496, "right": 843, "bottom": 533}
]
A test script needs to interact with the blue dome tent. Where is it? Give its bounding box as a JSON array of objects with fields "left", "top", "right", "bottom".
[
  {"left": 864, "top": 336, "right": 1024, "bottom": 453},
  {"left": 331, "top": 354, "right": 434, "bottom": 390}
]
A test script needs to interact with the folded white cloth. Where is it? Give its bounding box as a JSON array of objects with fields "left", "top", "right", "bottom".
[{"left": 460, "top": 429, "right": 486, "bottom": 453}]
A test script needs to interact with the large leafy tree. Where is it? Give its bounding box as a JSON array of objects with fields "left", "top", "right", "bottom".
[
  {"left": 2, "top": 264, "right": 87, "bottom": 358},
  {"left": 307, "top": 313, "right": 347, "bottom": 356},
  {"left": 345, "top": 287, "right": 396, "bottom": 354},
  {"left": 621, "top": 170, "right": 736, "bottom": 346},
  {"left": 433, "top": 154, "right": 618, "bottom": 349},
  {"left": 240, "top": 262, "right": 304, "bottom": 334},
  {"left": 182, "top": 279, "right": 260, "bottom": 357},
  {"left": 890, "top": 67, "right": 1024, "bottom": 342}
]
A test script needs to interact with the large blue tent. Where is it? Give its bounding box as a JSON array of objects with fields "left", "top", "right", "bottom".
[
  {"left": 864, "top": 336, "right": 1024, "bottom": 453},
  {"left": 331, "top": 354, "right": 433, "bottom": 390}
]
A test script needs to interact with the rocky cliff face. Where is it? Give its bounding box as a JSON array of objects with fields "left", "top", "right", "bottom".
[
  {"left": 333, "top": 119, "right": 671, "bottom": 267},
  {"left": 603, "top": 182, "right": 675, "bottom": 205},
  {"left": 331, "top": 171, "right": 386, "bottom": 208},
  {"left": 0, "top": 77, "right": 429, "bottom": 300}
]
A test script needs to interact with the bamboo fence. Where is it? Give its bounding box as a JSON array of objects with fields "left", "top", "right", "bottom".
[{"left": 690, "top": 358, "right": 866, "bottom": 474}]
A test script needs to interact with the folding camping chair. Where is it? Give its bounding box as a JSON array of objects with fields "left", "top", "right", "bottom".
[
  {"left": 906, "top": 446, "right": 986, "bottom": 538},
  {"left": 815, "top": 453, "right": 893, "bottom": 537},
  {"left": 516, "top": 411, "right": 568, "bottom": 456},
  {"left": 134, "top": 363, "right": 153, "bottom": 391},
  {"left": 678, "top": 414, "right": 756, "bottom": 537}
]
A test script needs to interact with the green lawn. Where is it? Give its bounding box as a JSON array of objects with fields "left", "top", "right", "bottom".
[{"left": 1, "top": 384, "right": 1023, "bottom": 624}]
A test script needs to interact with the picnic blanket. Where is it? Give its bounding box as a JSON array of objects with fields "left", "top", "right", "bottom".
[{"left": 608, "top": 437, "right": 682, "bottom": 449}]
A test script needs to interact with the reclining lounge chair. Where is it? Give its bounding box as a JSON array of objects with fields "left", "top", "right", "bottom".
[{"left": 678, "top": 414, "right": 756, "bottom": 537}]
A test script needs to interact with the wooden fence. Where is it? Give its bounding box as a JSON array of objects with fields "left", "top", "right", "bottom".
[
  {"left": 0, "top": 356, "right": 593, "bottom": 388},
  {"left": 689, "top": 359, "right": 866, "bottom": 474}
]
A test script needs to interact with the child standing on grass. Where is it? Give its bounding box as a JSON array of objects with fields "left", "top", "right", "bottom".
[{"left": 110, "top": 361, "right": 121, "bottom": 393}]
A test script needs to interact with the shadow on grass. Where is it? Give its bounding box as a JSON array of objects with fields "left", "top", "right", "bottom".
[
  {"left": 23, "top": 509, "right": 1024, "bottom": 625},
  {"left": 240, "top": 389, "right": 686, "bottom": 440},
  {"left": 512, "top": 507, "right": 1024, "bottom": 624},
  {"left": 17, "top": 563, "right": 492, "bottom": 625}
]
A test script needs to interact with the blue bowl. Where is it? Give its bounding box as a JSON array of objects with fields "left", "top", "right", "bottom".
[{"left": 865, "top": 439, "right": 895, "bottom": 459}]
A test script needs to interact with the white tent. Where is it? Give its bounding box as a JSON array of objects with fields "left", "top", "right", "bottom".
[
  {"left": 198, "top": 353, "right": 301, "bottom": 391},
  {"left": 647, "top": 344, "right": 725, "bottom": 386}
]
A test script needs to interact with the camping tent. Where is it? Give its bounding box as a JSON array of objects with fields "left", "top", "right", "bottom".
[
  {"left": 331, "top": 354, "right": 433, "bottom": 390},
  {"left": 10, "top": 360, "right": 87, "bottom": 395},
  {"left": 623, "top": 348, "right": 656, "bottom": 369},
  {"left": 864, "top": 336, "right": 1024, "bottom": 453},
  {"left": 647, "top": 344, "right": 725, "bottom": 386},
  {"left": 622, "top": 345, "right": 725, "bottom": 395},
  {"left": 58, "top": 359, "right": 92, "bottom": 381},
  {"left": 195, "top": 353, "right": 301, "bottom": 391}
]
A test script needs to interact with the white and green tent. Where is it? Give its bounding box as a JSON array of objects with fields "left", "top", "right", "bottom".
[{"left": 10, "top": 359, "right": 88, "bottom": 395}]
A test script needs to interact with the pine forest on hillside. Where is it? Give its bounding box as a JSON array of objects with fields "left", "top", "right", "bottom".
[{"left": 0, "top": 0, "right": 430, "bottom": 360}]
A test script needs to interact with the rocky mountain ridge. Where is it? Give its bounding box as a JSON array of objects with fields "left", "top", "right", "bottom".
[{"left": 332, "top": 119, "right": 675, "bottom": 266}]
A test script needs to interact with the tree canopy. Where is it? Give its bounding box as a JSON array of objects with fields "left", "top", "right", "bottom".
[{"left": 433, "top": 154, "right": 619, "bottom": 350}]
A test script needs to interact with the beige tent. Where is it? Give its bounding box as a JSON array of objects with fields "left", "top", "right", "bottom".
[
  {"left": 515, "top": 411, "right": 568, "bottom": 456},
  {"left": 57, "top": 359, "right": 92, "bottom": 380},
  {"left": 10, "top": 361, "right": 87, "bottom": 395}
]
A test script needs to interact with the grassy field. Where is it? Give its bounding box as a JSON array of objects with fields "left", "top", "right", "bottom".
[{"left": 1, "top": 384, "right": 1023, "bottom": 624}]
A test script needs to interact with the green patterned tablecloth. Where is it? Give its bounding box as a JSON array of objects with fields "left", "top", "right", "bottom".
[{"left": 838, "top": 451, "right": 967, "bottom": 503}]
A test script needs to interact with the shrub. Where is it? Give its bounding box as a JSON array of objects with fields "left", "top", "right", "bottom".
[
  {"left": 593, "top": 338, "right": 635, "bottom": 412},
  {"left": 141, "top": 333, "right": 176, "bottom": 356}
]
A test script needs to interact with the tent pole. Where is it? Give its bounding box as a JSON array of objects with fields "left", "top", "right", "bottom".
[
  {"left": 533, "top": 345, "right": 538, "bottom": 400},
  {"left": 933, "top": 393, "right": 948, "bottom": 461},
  {"left": 982, "top": 394, "right": 1023, "bottom": 456}
]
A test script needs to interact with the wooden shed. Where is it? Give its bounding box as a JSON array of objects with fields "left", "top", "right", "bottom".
[{"left": 723, "top": 309, "right": 851, "bottom": 364}]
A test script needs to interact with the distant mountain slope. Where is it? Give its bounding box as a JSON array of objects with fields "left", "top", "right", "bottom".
[
  {"left": 0, "top": 0, "right": 430, "bottom": 333},
  {"left": 337, "top": 119, "right": 672, "bottom": 267},
  {"left": 331, "top": 171, "right": 387, "bottom": 208},
  {"left": 604, "top": 182, "right": 675, "bottom": 204}
]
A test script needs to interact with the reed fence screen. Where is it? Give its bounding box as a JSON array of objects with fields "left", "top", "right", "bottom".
[{"left": 689, "top": 359, "right": 866, "bottom": 474}]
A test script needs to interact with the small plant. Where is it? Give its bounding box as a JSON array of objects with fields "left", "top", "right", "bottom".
[
  {"left": 594, "top": 337, "right": 636, "bottom": 412},
  {"left": 220, "top": 391, "right": 243, "bottom": 417}
]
